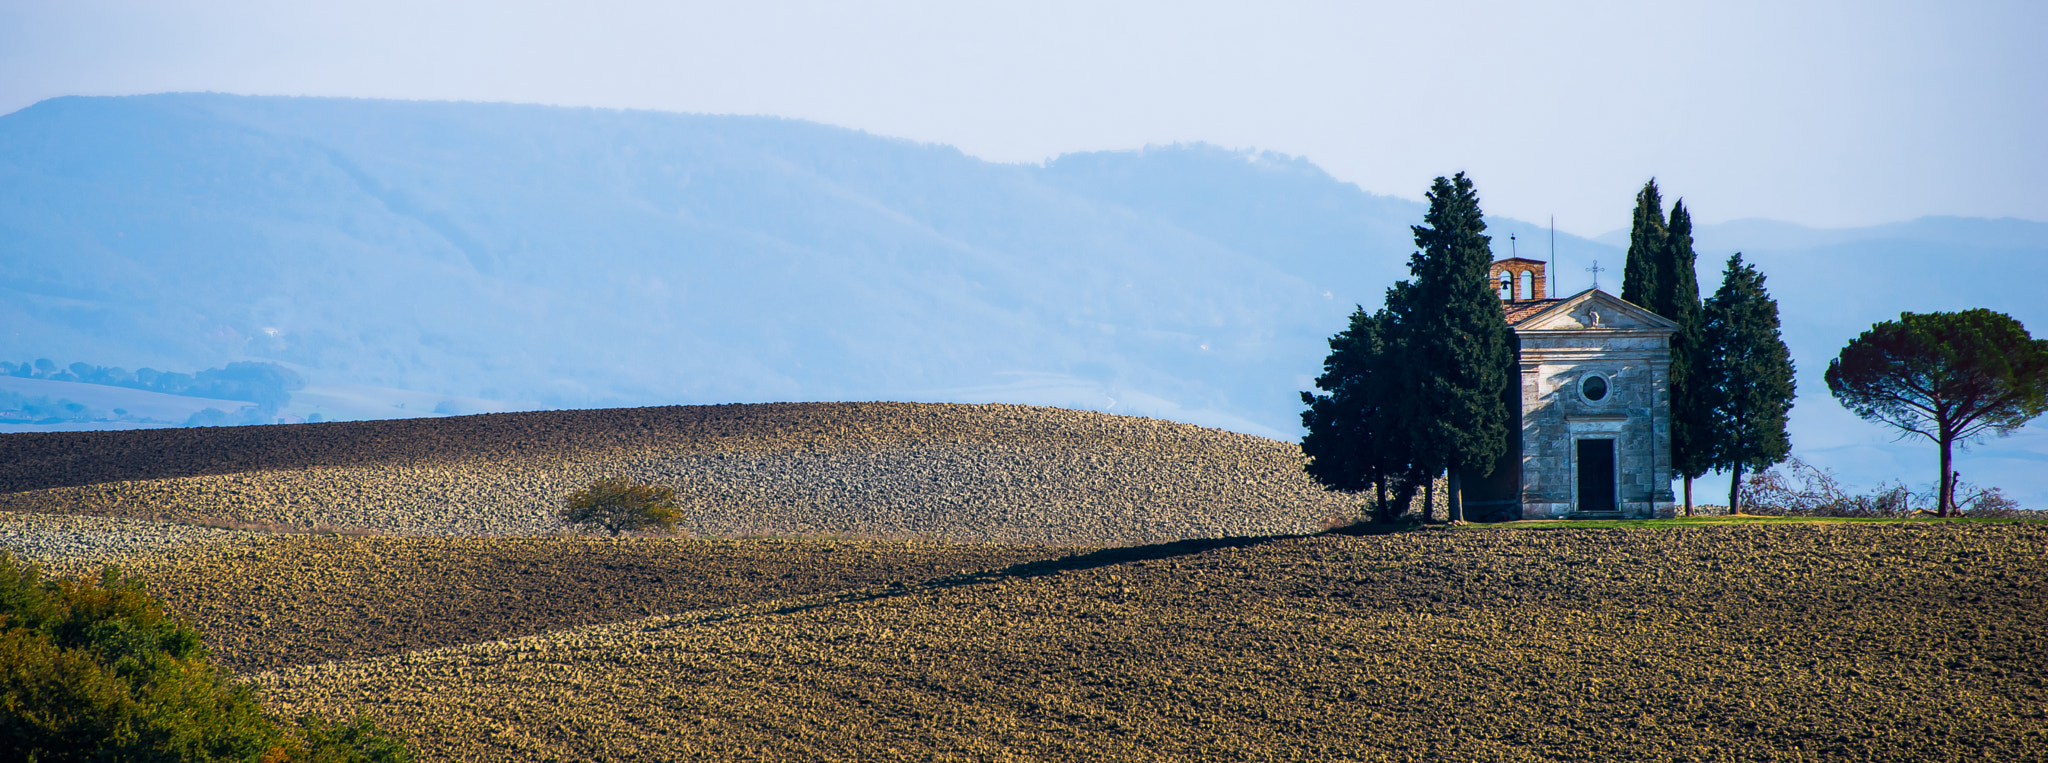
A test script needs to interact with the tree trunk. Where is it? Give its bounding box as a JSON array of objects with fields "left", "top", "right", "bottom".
[
  {"left": 1390, "top": 479, "right": 1421, "bottom": 524},
  {"left": 1425, "top": 478, "right": 1437, "bottom": 523},
  {"left": 1683, "top": 476, "right": 1694, "bottom": 517},
  {"left": 1728, "top": 463, "right": 1744, "bottom": 515},
  {"left": 1938, "top": 430, "right": 1954, "bottom": 517},
  {"left": 1375, "top": 477, "right": 1389, "bottom": 524},
  {"left": 1448, "top": 468, "right": 1466, "bottom": 523}
]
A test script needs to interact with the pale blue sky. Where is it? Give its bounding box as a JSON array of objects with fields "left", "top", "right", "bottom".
[{"left": 2, "top": 1, "right": 2042, "bottom": 235}]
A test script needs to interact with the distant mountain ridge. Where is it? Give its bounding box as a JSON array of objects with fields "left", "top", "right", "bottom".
[
  {"left": 0, "top": 93, "right": 1489, "bottom": 436},
  {"left": 1, "top": 93, "right": 2043, "bottom": 504}
]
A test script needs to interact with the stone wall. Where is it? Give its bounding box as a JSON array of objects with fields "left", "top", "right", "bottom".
[{"left": 1516, "top": 330, "right": 1673, "bottom": 519}]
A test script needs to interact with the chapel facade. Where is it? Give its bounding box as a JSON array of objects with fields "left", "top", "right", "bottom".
[{"left": 1462, "top": 258, "right": 1679, "bottom": 521}]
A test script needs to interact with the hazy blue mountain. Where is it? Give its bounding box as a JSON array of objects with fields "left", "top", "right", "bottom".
[
  {"left": 4, "top": 93, "right": 1555, "bottom": 437},
  {"left": 3, "top": 93, "right": 2040, "bottom": 504}
]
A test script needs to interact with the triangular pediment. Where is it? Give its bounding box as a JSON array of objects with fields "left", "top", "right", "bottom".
[{"left": 1512, "top": 288, "right": 1678, "bottom": 332}]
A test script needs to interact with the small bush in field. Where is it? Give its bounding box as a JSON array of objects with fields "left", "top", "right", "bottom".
[
  {"left": 561, "top": 478, "right": 682, "bottom": 536},
  {"left": 0, "top": 553, "right": 413, "bottom": 762}
]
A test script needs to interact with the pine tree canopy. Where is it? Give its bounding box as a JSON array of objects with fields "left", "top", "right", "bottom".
[
  {"left": 1700, "top": 253, "right": 1796, "bottom": 475},
  {"left": 1824, "top": 309, "right": 2048, "bottom": 514},
  {"left": 1826, "top": 309, "right": 2048, "bottom": 443},
  {"left": 1621, "top": 179, "right": 1667, "bottom": 310}
]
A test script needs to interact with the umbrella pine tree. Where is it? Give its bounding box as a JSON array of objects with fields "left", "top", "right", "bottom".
[{"left": 1825, "top": 309, "right": 2048, "bottom": 515}]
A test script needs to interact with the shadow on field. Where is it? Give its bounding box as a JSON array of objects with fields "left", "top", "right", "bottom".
[
  {"left": 914, "top": 521, "right": 1436, "bottom": 589},
  {"left": 966, "top": 534, "right": 1301, "bottom": 581},
  {"left": 1321, "top": 519, "right": 1426, "bottom": 537},
  {"left": 683, "top": 524, "right": 1437, "bottom": 627},
  {"left": 720, "top": 533, "right": 1310, "bottom": 623}
]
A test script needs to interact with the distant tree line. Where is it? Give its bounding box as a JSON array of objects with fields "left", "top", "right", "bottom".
[
  {"left": 1304, "top": 172, "right": 2045, "bottom": 521},
  {"left": 3, "top": 360, "right": 301, "bottom": 411},
  {"left": 0, "top": 389, "right": 105, "bottom": 425},
  {"left": 1625, "top": 182, "right": 2048, "bottom": 517}
]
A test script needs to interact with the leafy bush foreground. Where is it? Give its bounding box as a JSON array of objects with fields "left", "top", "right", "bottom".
[{"left": 0, "top": 553, "right": 412, "bottom": 762}]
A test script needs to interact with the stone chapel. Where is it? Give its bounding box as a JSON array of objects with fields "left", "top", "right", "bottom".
[{"left": 1461, "top": 258, "right": 1679, "bottom": 521}]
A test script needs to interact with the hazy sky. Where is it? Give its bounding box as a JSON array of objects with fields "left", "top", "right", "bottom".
[{"left": 3, "top": 1, "right": 2042, "bottom": 236}]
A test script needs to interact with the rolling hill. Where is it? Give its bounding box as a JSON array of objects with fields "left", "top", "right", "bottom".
[{"left": 0, "top": 402, "right": 1359, "bottom": 544}]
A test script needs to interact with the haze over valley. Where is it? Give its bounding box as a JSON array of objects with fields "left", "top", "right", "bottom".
[{"left": 3, "top": 93, "right": 2043, "bottom": 503}]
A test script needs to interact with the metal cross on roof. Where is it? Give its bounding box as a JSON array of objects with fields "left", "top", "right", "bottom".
[{"left": 1586, "top": 259, "right": 1607, "bottom": 290}]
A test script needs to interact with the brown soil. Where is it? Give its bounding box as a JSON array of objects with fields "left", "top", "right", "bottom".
[
  {"left": 250, "top": 522, "right": 2048, "bottom": 762},
  {"left": 133, "top": 535, "right": 1061, "bottom": 674},
  {"left": 0, "top": 402, "right": 1359, "bottom": 544},
  {"left": 0, "top": 402, "right": 1254, "bottom": 491}
]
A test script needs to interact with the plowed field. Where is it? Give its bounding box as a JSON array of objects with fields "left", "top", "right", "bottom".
[
  {"left": 0, "top": 402, "right": 1356, "bottom": 544},
  {"left": 234, "top": 522, "right": 2046, "bottom": 763},
  {"left": 6, "top": 404, "right": 2043, "bottom": 761},
  {"left": 130, "top": 535, "right": 1061, "bottom": 674}
]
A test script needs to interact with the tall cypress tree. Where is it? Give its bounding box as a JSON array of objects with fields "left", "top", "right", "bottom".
[
  {"left": 1699, "top": 253, "right": 1796, "bottom": 513},
  {"left": 1393, "top": 173, "right": 1514, "bottom": 523},
  {"left": 1621, "top": 179, "right": 1667, "bottom": 308},
  {"left": 1659, "top": 201, "right": 1710, "bottom": 514}
]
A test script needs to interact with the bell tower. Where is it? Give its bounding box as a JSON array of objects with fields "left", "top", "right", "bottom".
[{"left": 1490, "top": 258, "right": 1548, "bottom": 301}]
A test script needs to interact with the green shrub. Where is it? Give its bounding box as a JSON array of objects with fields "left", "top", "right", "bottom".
[
  {"left": 560, "top": 478, "right": 682, "bottom": 536},
  {"left": 0, "top": 554, "right": 413, "bottom": 762}
]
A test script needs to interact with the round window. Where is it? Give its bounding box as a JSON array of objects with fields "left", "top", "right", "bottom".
[{"left": 1580, "top": 374, "right": 1609, "bottom": 402}]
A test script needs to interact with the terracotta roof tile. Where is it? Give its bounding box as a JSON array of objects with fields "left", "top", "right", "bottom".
[{"left": 1501, "top": 298, "right": 1563, "bottom": 325}]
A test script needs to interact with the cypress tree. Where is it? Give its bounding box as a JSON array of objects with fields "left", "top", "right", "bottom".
[
  {"left": 1620, "top": 179, "right": 1667, "bottom": 309},
  {"left": 1303, "top": 282, "right": 1438, "bottom": 523},
  {"left": 1699, "top": 254, "right": 1796, "bottom": 513},
  {"left": 1660, "top": 201, "right": 1710, "bottom": 514},
  {"left": 1302, "top": 305, "right": 1408, "bottom": 523},
  {"left": 1392, "top": 173, "right": 1514, "bottom": 523}
]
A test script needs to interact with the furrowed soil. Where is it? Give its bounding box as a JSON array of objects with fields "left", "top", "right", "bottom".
[
  {"left": 7, "top": 404, "right": 2043, "bottom": 761},
  {"left": 132, "top": 535, "right": 1061, "bottom": 674},
  {"left": 0, "top": 402, "right": 1355, "bottom": 544},
  {"left": 241, "top": 522, "right": 2048, "bottom": 763}
]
